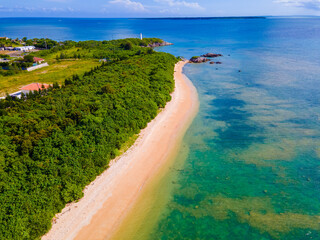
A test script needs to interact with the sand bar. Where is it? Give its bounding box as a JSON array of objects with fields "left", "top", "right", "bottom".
[{"left": 42, "top": 60, "right": 199, "bottom": 240}]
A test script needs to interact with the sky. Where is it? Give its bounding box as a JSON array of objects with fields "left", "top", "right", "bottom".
[{"left": 0, "top": 0, "right": 320, "bottom": 18}]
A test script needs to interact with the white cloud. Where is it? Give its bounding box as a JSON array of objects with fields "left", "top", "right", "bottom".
[
  {"left": 46, "top": 0, "right": 70, "bottom": 2},
  {"left": 41, "top": 7, "right": 64, "bottom": 12},
  {"left": 275, "top": 0, "right": 320, "bottom": 10},
  {"left": 40, "top": 7, "right": 75, "bottom": 12},
  {"left": 0, "top": 6, "right": 75, "bottom": 13},
  {"left": 155, "top": 0, "right": 204, "bottom": 10},
  {"left": 108, "top": 0, "right": 146, "bottom": 12},
  {"left": 0, "top": 6, "right": 31, "bottom": 12}
]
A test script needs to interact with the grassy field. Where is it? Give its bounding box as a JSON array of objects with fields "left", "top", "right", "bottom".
[{"left": 0, "top": 59, "right": 100, "bottom": 96}]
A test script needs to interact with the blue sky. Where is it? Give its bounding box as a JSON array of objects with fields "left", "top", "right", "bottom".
[{"left": 0, "top": 0, "right": 319, "bottom": 17}]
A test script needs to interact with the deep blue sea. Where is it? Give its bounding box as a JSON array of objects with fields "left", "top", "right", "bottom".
[{"left": 1, "top": 17, "right": 320, "bottom": 239}]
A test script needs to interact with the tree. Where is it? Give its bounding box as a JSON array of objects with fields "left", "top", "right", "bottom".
[
  {"left": 23, "top": 55, "right": 34, "bottom": 63},
  {"left": 122, "top": 42, "right": 133, "bottom": 50},
  {"left": 101, "top": 84, "right": 115, "bottom": 94}
]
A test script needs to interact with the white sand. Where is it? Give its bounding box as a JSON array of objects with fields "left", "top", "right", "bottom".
[{"left": 42, "top": 60, "right": 199, "bottom": 240}]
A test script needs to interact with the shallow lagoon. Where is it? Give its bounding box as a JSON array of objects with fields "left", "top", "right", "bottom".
[{"left": 150, "top": 18, "right": 320, "bottom": 239}]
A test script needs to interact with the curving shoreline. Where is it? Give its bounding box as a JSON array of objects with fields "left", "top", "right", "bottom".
[{"left": 42, "top": 60, "right": 199, "bottom": 240}]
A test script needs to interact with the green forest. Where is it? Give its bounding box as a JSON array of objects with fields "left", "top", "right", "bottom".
[{"left": 0, "top": 38, "right": 177, "bottom": 239}]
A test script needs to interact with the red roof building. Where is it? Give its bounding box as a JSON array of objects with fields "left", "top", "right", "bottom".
[
  {"left": 21, "top": 83, "right": 51, "bottom": 91},
  {"left": 33, "top": 57, "right": 45, "bottom": 63}
]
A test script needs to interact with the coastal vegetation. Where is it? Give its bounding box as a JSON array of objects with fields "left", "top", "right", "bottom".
[
  {"left": 0, "top": 38, "right": 177, "bottom": 239},
  {"left": 0, "top": 38, "right": 22, "bottom": 48},
  {"left": 0, "top": 59, "right": 99, "bottom": 95},
  {"left": 0, "top": 38, "right": 165, "bottom": 96}
]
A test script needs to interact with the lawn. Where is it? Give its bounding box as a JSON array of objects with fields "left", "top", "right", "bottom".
[{"left": 0, "top": 59, "right": 100, "bottom": 96}]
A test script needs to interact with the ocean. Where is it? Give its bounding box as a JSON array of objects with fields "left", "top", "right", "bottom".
[{"left": 1, "top": 17, "right": 320, "bottom": 239}]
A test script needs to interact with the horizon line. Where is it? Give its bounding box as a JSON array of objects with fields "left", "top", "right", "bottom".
[{"left": 0, "top": 15, "right": 320, "bottom": 19}]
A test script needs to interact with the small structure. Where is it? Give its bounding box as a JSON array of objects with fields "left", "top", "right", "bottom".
[
  {"left": 4, "top": 47, "right": 14, "bottom": 51},
  {"left": 0, "top": 37, "right": 9, "bottom": 40},
  {"left": 33, "top": 57, "right": 45, "bottom": 64}
]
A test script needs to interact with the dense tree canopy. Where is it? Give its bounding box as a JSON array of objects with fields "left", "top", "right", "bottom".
[
  {"left": 35, "top": 38, "right": 163, "bottom": 60},
  {"left": 0, "top": 38, "right": 177, "bottom": 239}
]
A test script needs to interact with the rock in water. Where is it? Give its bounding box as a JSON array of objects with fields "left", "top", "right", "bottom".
[
  {"left": 201, "top": 53, "right": 223, "bottom": 58},
  {"left": 189, "top": 57, "right": 210, "bottom": 63},
  {"left": 147, "top": 41, "right": 173, "bottom": 48}
]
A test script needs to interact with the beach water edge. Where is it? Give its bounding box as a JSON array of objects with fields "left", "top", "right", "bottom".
[{"left": 42, "top": 60, "right": 199, "bottom": 240}]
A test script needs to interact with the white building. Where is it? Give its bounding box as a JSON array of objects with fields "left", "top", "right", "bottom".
[{"left": 14, "top": 46, "right": 36, "bottom": 51}]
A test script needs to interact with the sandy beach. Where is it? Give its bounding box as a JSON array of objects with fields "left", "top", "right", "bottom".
[{"left": 42, "top": 60, "right": 199, "bottom": 240}]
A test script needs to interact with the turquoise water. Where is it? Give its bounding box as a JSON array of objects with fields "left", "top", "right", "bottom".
[
  {"left": 1, "top": 17, "right": 320, "bottom": 239},
  {"left": 155, "top": 18, "right": 320, "bottom": 239}
]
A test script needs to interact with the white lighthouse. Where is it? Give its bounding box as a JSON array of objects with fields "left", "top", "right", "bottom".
[{"left": 140, "top": 33, "right": 143, "bottom": 40}]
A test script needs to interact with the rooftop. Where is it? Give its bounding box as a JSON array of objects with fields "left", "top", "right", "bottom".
[
  {"left": 21, "top": 83, "right": 50, "bottom": 91},
  {"left": 33, "top": 57, "right": 44, "bottom": 62}
]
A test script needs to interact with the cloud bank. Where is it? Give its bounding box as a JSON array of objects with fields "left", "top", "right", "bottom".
[
  {"left": 158, "top": 0, "right": 204, "bottom": 10},
  {"left": 275, "top": 0, "right": 320, "bottom": 10},
  {"left": 108, "top": 0, "right": 146, "bottom": 12},
  {"left": 0, "top": 6, "right": 75, "bottom": 12}
]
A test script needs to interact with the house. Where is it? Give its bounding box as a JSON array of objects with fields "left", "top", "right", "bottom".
[
  {"left": 4, "top": 47, "right": 14, "bottom": 51},
  {"left": 16, "top": 83, "right": 50, "bottom": 98},
  {"left": 0, "top": 83, "right": 51, "bottom": 100},
  {"left": 20, "top": 83, "right": 51, "bottom": 94},
  {"left": 33, "top": 57, "right": 45, "bottom": 64},
  {"left": 0, "top": 37, "right": 9, "bottom": 40}
]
